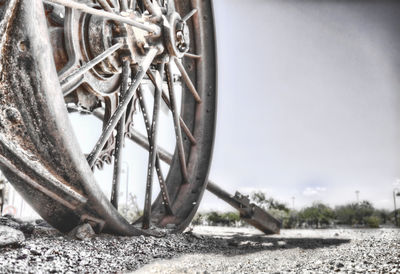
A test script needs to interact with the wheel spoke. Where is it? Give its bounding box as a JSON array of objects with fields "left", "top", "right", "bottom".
[
  {"left": 138, "top": 83, "right": 172, "bottom": 228},
  {"left": 145, "top": 65, "right": 173, "bottom": 217},
  {"left": 173, "top": 57, "right": 202, "bottom": 104},
  {"left": 148, "top": 71, "right": 197, "bottom": 145},
  {"left": 93, "top": 107, "right": 175, "bottom": 212},
  {"left": 87, "top": 48, "right": 158, "bottom": 168},
  {"left": 182, "top": 8, "right": 197, "bottom": 22},
  {"left": 110, "top": 60, "right": 131, "bottom": 209},
  {"left": 60, "top": 42, "right": 122, "bottom": 96},
  {"left": 128, "top": 129, "right": 173, "bottom": 165},
  {"left": 140, "top": 83, "right": 159, "bottom": 229},
  {"left": 93, "top": 109, "right": 173, "bottom": 165},
  {"left": 143, "top": 0, "right": 162, "bottom": 17},
  {"left": 97, "top": 0, "right": 114, "bottom": 13},
  {"left": 166, "top": 62, "right": 189, "bottom": 184},
  {"left": 184, "top": 52, "right": 201, "bottom": 60},
  {"left": 119, "top": 0, "right": 128, "bottom": 12},
  {"left": 164, "top": 91, "right": 197, "bottom": 144},
  {"left": 128, "top": 0, "right": 136, "bottom": 10},
  {"left": 43, "top": 0, "right": 159, "bottom": 34},
  {"left": 179, "top": 117, "right": 196, "bottom": 145}
]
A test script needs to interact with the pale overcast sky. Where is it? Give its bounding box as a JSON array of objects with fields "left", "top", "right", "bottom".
[{"left": 201, "top": 0, "right": 400, "bottom": 211}]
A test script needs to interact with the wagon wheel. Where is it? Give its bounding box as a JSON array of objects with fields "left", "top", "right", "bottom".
[{"left": 0, "top": 0, "right": 216, "bottom": 235}]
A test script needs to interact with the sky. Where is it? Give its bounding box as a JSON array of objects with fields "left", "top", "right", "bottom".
[{"left": 201, "top": 0, "right": 400, "bottom": 211}]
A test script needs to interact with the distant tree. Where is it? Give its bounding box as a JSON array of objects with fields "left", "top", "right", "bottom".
[
  {"left": 191, "top": 213, "right": 204, "bottom": 226},
  {"left": 375, "top": 209, "right": 390, "bottom": 224},
  {"left": 268, "top": 208, "right": 289, "bottom": 223},
  {"left": 282, "top": 210, "right": 299, "bottom": 229},
  {"left": 356, "top": 201, "right": 374, "bottom": 224},
  {"left": 335, "top": 203, "right": 357, "bottom": 225},
  {"left": 298, "top": 202, "right": 335, "bottom": 228},
  {"left": 205, "top": 211, "right": 220, "bottom": 225},
  {"left": 250, "top": 191, "right": 291, "bottom": 227},
  {"left": 251, "top": 191, "right": 267, "bottom": 207},
  {"left": 250, "top": 191, "right": 290, "bottom": 212},
  {"left": 335, "top": 200, "right": 377, "bottom": 226},
  {"left": 221, "top": 212, "right": 241, "bottom": 226}
]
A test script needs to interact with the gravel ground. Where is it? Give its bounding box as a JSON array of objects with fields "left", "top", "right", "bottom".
[
  {"left": 0, "top": 217, "right": 399, "bottom": 273},
  {"left": 137, "top": 226, "right": 400, "bottom": 273}
]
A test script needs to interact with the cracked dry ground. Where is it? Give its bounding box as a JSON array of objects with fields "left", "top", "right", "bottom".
[{"left": 0, "top": 221, "right": 399, "bottom": 273}]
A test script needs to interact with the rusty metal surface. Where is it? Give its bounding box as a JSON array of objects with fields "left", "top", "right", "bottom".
[
  {"left": 0, "top": 0, "right": 217, "bottom": 236},
  {"left": 206, "top": 182, "right": 281, "bottom": 235}
]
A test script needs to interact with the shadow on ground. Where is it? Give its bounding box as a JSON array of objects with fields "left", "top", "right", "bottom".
[{"left": 182, "top": 230, "right": 351, "bottom": 256}]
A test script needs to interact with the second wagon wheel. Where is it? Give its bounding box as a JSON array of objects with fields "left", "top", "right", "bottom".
[{"left": 0, "top": 0, "right": 216, "bottom": 235}]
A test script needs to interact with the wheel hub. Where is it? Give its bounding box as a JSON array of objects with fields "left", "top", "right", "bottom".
[{"left": 85, "top": 15, "right": 120, "bottom": 76}]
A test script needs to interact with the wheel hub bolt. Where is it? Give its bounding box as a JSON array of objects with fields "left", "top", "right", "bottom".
[{"left": 175, "top": 20, "right": 190, "bottom": 53}]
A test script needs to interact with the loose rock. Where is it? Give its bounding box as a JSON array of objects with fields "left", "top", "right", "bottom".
[
  {"left": 69, "top": 223, "right": 95, "bottom": 241},
  {"left": 0, "top": 225, "right": 24, "bottom": 247}
]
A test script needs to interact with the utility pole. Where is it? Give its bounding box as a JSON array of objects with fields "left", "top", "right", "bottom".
[
  {"left": 355, "top": 190, "right": 360, "bottom": 204},
  {"left": 394, "top": 188, "right": 399, "bottom": 227},
  {"left": 121, "top": 161, "right": 130, "bottom": 207}
]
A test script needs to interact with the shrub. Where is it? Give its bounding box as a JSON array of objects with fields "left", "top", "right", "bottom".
[
  {"left": 364, "top": 216, "right": 380, "bottom": 228},
  {"left": 204, "top": 211, "right": 240, "bottom": 226}
]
